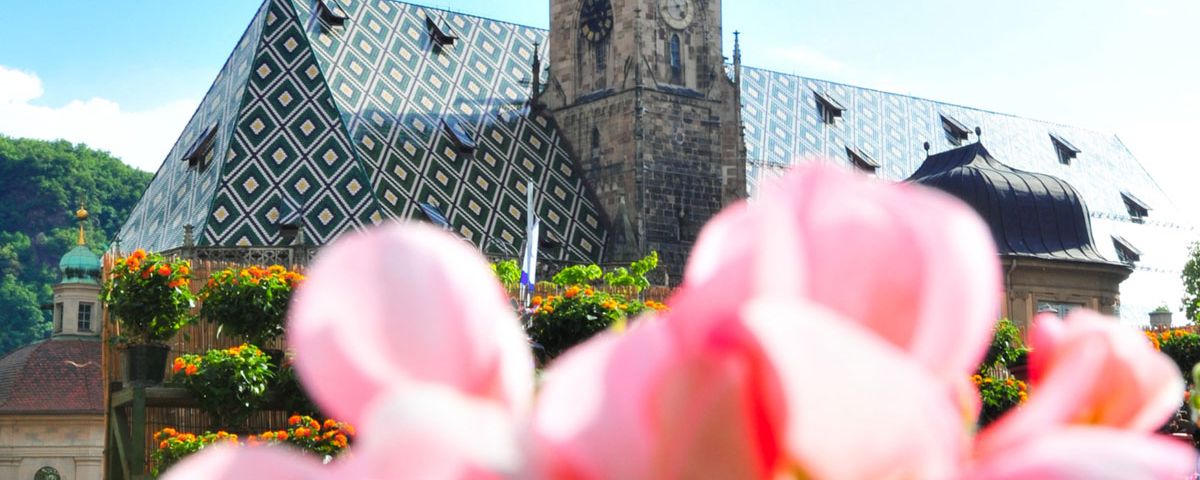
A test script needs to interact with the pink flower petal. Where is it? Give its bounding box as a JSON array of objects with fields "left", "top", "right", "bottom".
[
  {"left": 682, "top": 165, "right": 1001, "bottom": 384},
  {"left": 288, "top": 223, "right": 534, "bottom": 426},
  {"left": 978, "top": 311, "right": 1184, "bottom": 456},
  {"left": 334, "top": 385, "right": 521, "bottom": 479},
  {"left": 743, "top": 299, "right": 967, "bottom": 480},
  {"left": 529, "top": 315, "right": 784, "bottom": 479},
  {"left": 159, "top": 444, "right": 325, "bottom": 480},
  {"left": 968, "top": 428, "right": 1196, "bottom": 480}
]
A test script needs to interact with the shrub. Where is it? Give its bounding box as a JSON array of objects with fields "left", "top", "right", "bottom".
[
  {"left": 152, "top": 417, "right": 353, "bottom": 475},
  {"left": 172, "top": 344, "right": 274, "bottom": 427},
  {"left": 973, "top": 374, "right": 1027, "bottom": 427},
  {"left": 199, "top": 265, "right": 304, "bottom": 346},
  {"left": 152, "top": 429, "right": 240, "bottom": 476},
  {"left": 527, "top": 287, "right": 667, "bottom": 360},
  {"left": 1148, "top": 329, "right": 1200, "bottom": 380},
  {"left": 102, "top": 249, "right": 195, "bottom": 344}
]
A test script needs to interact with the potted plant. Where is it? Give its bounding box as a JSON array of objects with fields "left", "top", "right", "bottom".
[
  {"left": 198, "top": 265, "right": 303, "bottom": 361},
  {"left": 171, "top": 344, "right": 274, "bottom": 428},
  {"left": 1151, "top": 305, "right": 1174, "bottom": 328},
  {"left": 102, "top": 249, "right": 195, "bottom": 386}
]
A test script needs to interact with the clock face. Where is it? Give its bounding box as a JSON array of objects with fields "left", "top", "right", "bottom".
[
  {"left": 579, "top": 0, "right": 614, "bottom": 44},
  {"left": 660, "top": 0, "right": 693, "bottom": 29}
]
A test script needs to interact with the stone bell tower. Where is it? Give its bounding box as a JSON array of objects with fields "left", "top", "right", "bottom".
[{"left": 545, "top": 0, "right": 746, "bottom": 279}]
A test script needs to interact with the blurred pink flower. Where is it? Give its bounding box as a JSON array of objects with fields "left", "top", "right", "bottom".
[
  {"left": 970, "top": 311, "right": 1194, "bottom": 477},
  {"left": 161, "top": 165, "right": 1197, "bottom": 480}
]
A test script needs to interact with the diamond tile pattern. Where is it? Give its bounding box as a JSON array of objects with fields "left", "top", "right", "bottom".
[
  {"left": 739, "top": 66, "right": 1197, "bottom": 324},
  {"left": 119, "top": 0, "right": 607, "bottom": 263}
]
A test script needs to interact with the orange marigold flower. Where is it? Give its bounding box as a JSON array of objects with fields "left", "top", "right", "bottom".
[
  {"left": 584, "top": 288, "right": 594, "bottom": 296},
  {"left": 269, "top": 265, "right": 286, "bottom": 274},
  {"left": 184, "top": 364, "right": 198, "bottom": 376},
  {"left": 179, "top": 265, "right": 190, "bottom": 276},
  {"left": 141, "top": 269, "right": 152, "bottom": 279},
  {"left": 335, "top": 433, "right": 347, "bottom": 444},
  {"left": 564, "top": 286, "right": 580, "bottom": 298},
  {"left": 172, "top": 358, "right": 185, "bottom": 373},
  {"left": 159, "top": 440, "right": 169, "bottom": 449},
  {"left": 294, "top": 427, "right": 310, "bottom": 438},
  {"left": 324, "top": 419, "right": 338, "bottom": 429},
  {"left": 261, "top": 431, "right": 275, "bottom": 440},
  {"left": 531, "top": 296, "right": 543, "bottom": 306},
  {"left": 276, "top": 431, "right": 288, "bottom": 440},
  {"left": 289, "top": 415, "right": 301, "bottom": 425},
  {"left": 310, "top": 419, "right": 320, "bottom": 430},
  {"left": 157, "top": 265, "right": 172, "bottom": 276},
  {"left": 131, "top": 249, "right": 147, "bottom": 260}
]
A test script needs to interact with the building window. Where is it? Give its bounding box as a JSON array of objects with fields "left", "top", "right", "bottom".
[
  {"left": 35, "top": 467, "right": 61, "bottom": 480},
  {"left": 183, "top": 124, "right": 219, "bottom": 172},
  {"left": 78, "top": 302, "right": 94, "bottom": 332},
  {"left": 1050, "top": 133, "right": 1080, "bottom": 165},
  {"left": 1120, "top": 192, "right": 1150, "bottom": 223},
  {"left": 54, "top": 303, "right": 63, "bottom": 333},
  {"left": 442, "top": 118, "right": 476, "bottom": 155},
  {"left": 669, "top": 34, "right": 683, "bottom": 84},
  {"left": 813, "top": 90, "right": 845, "bottom": 125},
  {"left": 845, "top": 146, "right": 879, "bottom": 174},
  {"left": 591, "top": 127, "right": 601, "bottom": 158},
  {"left": 425, "top": 15, "right": 458, "bottom": 47},
  {"left": 1037, "top": 301, "right": 1085, "bottom": 319},
  {"left": 941, "top": 114, "right": 970, "bottom": 146},
  {"left": 317, "top": 0, "right": 348, "bottom": 27},
  {"left": 1112, "top": 235, "right": 1141, "bottom": 264}
]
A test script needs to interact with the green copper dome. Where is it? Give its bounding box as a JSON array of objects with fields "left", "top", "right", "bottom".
[{"left": 59, "top": 245, "right": 101, "bottom": 285}]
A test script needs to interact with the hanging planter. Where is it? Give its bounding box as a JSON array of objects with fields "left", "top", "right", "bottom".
[{"left": 102, "top": 249, "right": 196, "bottom": 387}]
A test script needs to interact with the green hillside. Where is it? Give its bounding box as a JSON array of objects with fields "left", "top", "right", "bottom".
[{"left": 0, "top": 135, "right": 152, "bottom": 356}]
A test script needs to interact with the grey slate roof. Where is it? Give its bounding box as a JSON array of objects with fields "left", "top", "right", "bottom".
[{"left": 740, "top": 66, "right": 1197, "bottom": 324}]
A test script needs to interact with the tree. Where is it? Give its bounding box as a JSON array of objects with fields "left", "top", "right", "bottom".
[
  {"left": 1183, "top": 242, "right": 1200, "bottom": 323},
  {"left": 0, "top": 275, "right": 47, "bottom": 354}
]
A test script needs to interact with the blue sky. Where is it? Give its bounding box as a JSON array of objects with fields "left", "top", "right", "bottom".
[{"left": 1, "top": 0, "right": 1197, "bottom": 224}]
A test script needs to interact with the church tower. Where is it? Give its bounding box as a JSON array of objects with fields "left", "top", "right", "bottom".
[
  {"left": 52, "top": 207, "right": 103, "bottom": 338},
  {"left": 545, "top": 0, "right": 746, "bottom": 278}
]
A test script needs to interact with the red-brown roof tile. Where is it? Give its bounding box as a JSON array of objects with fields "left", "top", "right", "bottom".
[{"left": 0, "top": 339, "right": 103, "bottom": 414}]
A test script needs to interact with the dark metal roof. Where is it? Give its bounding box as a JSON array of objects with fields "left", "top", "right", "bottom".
[{"left": 908, "top": 142, "right": 1125, "bottom": 266}]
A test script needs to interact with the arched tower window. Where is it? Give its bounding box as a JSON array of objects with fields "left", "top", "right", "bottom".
[
  {"left": 669, "top": 34, "right": 683, "bottom": 84},
  {"left": 591, "top": 127, "right": 601, "bottom": 157}
]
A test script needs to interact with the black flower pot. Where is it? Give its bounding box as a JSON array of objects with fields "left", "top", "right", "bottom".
[{"left": 124, "top": 343, "right": 171, "bottom": 387}]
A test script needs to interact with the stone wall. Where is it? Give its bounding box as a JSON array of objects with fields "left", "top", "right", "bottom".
[{"left": 0, "top": 415, "right": 105, "bottom": 480}]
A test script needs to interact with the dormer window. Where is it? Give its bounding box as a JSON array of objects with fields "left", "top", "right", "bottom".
[
  {"left": 813, "top": 90, "right": 845, "bottom": 125},
  {"left": 183, "top": 125, "right": 219, "bottom": 172},
  {"left": 418, "top": 202, "right": 450, "bottom": 229},
  {"left": 1112, "top": 235, "right": 1141, "bottom": 264},
  {"left": 317, "top": 0, "right": 348, "bottom": 27},
  {"left": 425, "top": 16, "right": 458, "bottom": 47},
  {"left": 443, "top": 118, "right": 476, "bottom": 155},
  {"left": 941, "top": 114, "right": 970, "bottom": 146},
  {"left": 1121, "top": 191, "right": 1150, "bottom": 223},
  {"left": 846, "top": 146, "right": 879, "bottom": 174},
  {"left": 1050, "top": 133, "right": 1080, "bottom": 165}
]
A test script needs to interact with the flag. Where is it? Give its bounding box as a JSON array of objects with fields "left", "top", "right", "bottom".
[{"left": 520, "top": 183, "right": 539, "bottom": 290}]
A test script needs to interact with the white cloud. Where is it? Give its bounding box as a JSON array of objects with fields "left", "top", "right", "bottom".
[{"left": 0, "top": 65, "right": 197, "bottom": 173}]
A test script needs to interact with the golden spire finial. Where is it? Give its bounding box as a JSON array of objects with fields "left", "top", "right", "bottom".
[{"left": 75, "top": 204, "right": 89, "bottom": 246}]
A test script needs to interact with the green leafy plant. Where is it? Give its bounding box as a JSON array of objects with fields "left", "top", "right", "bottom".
[
  {"left": 152, "top": 417, "right": 353, "bottom": 475},
  {"left": 973, "top": 374, "right": 1027, "bottom": 427},
  {"left": 603, "top": 251, "right": 659, "bottom": 292},
  {"left": 199, "top": 265, "right": 304, "bottom": 346},
  {"left": 1153, "top": 305, "right": 1172, "bottom": 314},
  {"left": 1148, "top": 328, "right": 1200, "bottom": 380},
  {"left": 983, "top": 319, "right": 1027, "bottom": 368},
  {"left": 171, "top": 344, "right": 274, "bottom": 427},
  {"left": 527, "top": 286, "right": 668, "bottom": 360},
  {"left": 102, "top": 249, "right": 195, "bottom": 344},
  {"left": 151, "top": 429, "right": 240, "bottom": 476},
  {"left": 552, "top": 264, "right": 603, "bottom": 287},
  {"left": 490, "top": 259, "right": 521, "bottom": 288},
  {"left": 1182, "top": 242, "right": 1200, "bottom": 323}
]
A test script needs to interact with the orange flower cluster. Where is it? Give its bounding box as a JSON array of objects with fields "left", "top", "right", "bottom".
[
  {"left": 171, "top": 356, "right": 201, "bottom": 376},
  {"left": 972, "top": 374, "right": 1029, "bottom": 403},
  {"left": 1144, "top": 327, "right": 1199, "bottom": 351},
  {"left": 252, "top": 414, "right": 353, "bottom": 451},
  {"left": 112, "top": 249, "right": 193, "bottom": 289},
  {"left": 644, "top": 300, "right": 669, "bottom": 312}
]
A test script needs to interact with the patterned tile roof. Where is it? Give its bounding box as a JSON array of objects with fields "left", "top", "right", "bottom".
[
  {"left": 0, "top": 339, "right": 104, "bottom": 414},
  {"left": 740, "top": 66, "right": 1196, "bottom": 324},
  {"left": 119, "top": 0, "right": 608, "bottom": 263}
]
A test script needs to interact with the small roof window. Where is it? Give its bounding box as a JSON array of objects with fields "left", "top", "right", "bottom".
[
  {"left": 317, "top": 0, "right": 348, "bottom": 27},
  {"left": 183, "top": 125, "right": 219, "bottom": 171},
  {"left": 443, "top": 118, "right": 477, "bottom": 155},
  {"left": 845, "top": 146, "right": 879, "bottom": 174},
  {"left": 1121, "top": 191, "right": 1150, "bottom": 223},
  {"left": 425, "top": 16, "right": 458, "bottom": 47},
  {"left": 1112, "top": 235, "right": 1141, "bottom": 264},
  {"left": 941, "top": 114, "right": 970, "bottom": 146},
  {"left": 813, "top": 90, "right": 845, "bottom": 125},
  {"left": 418, "top": 202, "right": 450, "bottom": 229},
  {"left": 1050, "top": 133, "right": 1080, "bottom": 165}
]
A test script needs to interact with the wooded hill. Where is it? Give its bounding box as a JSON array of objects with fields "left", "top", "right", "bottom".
[{"left": 0, "top": 135, "right": 151, "bottom": 356}]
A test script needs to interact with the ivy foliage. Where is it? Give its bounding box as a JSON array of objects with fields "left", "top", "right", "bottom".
[{"left": 1182, "top": 242, "right": 1200, "bottom": 322}]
